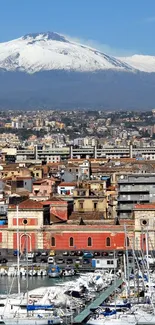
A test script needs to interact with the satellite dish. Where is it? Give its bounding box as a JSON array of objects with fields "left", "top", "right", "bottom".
[
  {"left": 120, "top": 175, "right": 124, "bottom": 179},
  {"left": 0, "top": 165, "right": 3, "bottom": 170}
]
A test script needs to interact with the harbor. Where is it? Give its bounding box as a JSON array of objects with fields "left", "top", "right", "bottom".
[{"left": 0, "top": 247, "right": 155, "bottom": 324}]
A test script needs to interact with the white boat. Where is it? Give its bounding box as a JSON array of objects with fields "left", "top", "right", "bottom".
[
  {"left": 2, "top": 314, "right": 63, "bottom": 325},
  {"left": 62, "top": 267, "right": 75, "bottom": 277},
  {"left": 29, "top": 269, "right": 37, "bottom": 277},
  {"left": 87, "top": 317, "right": 136, "bottom": 325}
]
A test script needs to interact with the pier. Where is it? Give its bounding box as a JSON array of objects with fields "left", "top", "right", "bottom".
[{"left": 73, "top": 278, "right": 123, "bottom": 324}]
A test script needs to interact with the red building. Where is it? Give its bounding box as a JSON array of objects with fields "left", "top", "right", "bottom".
[{"left": 0, "top": 198, "right": 134, "bottom": 252}]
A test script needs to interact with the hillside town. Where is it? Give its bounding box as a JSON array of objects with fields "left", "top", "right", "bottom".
[{"left": 0, "top": 109, "right": 154, "bottom": 254}]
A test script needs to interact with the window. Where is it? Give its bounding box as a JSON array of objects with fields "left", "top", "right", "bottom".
[
  {"left": 106, "top": 237, "right": 111, "bottom": 247},
  {"left": 125, "top": 236, "right": 130, "bottom": 247},
  {"left": 69, "top": 237, "right": 74, "bottom": 247},
  {"left": 16, "top": 180, "right": 24, "bottom": 188},
  {"left": 79, "top": 202, "right": 83, "bottom": 209},
  {"left": 88, "top": 237, "right": 92, "bottom": 247},
  {"left": 94, "top": 202, "right": 97, "bottom": 211},
  {"left": 51, "top": 237, "right": 55, "bottom": 246},
  {"left": 107, "top": 260, "right": 114, "bottom": 265},
  {"left": 36, "top": 173, "right": 39, "bottom": 177}
]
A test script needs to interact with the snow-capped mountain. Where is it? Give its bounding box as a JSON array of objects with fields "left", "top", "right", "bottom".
[
  {"left": 0, "top": 32, "right": 155, "bottom": 110},
  {"left": 0, "top": 32, "right": 133, "bottom": 73},
  {"left": 119, "top": 54, "right": 155, "bottom": 73}
]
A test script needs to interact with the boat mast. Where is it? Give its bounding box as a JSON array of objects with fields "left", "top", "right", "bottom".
[
  {"left": 124, "top": 224, "right": 130, "bottom": 300},
  {"left": 26, "top": 231, "right": 29, "bottom": 317},
  {"left": 145, "top": 229, "right": 151, "bottom": 300},
  {"left": 16, "top": 205, "right": 20, "bottom": 295}
]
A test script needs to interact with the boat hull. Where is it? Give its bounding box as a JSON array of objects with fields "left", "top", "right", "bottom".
[
  {"left": 3, "top": 316, "right": 63, "bottom": 325},
  {"left": 48, "top": 272, "right": 61, "bottom": 278}
]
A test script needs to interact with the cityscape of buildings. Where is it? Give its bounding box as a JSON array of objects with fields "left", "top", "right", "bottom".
[{"left": 0, "top": 109, "right": 155, "bottom": 253}]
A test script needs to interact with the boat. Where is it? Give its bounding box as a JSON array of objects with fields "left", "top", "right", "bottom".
[
  {"left": 62, "top": 267, "right": 75, "bottom": 277},
  {"left": 48, "top": 265, "right": 62, "bottom": 278},
  {"left": 2, "top": 313, "right": 63, "bottom": 325},
  {"left": 2, "top": 208, "right": 63, "bottom": 325}
]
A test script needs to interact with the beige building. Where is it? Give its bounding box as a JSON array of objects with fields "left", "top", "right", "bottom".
[
  {"left": 134, "top": 203, "right": 155, "bottom": 251},
  {"left": 73, "top": 184, "right": 107, "bottom": 218}
]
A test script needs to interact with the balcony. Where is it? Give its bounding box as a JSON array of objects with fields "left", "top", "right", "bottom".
[
  {"left": 117, "top": 205, "right": 133, "bottom": 211},
  {"left": 119, "top": 188, "right": 149, "bottom": 193},
  {"left": 118, "top": 195, "right": 150, "bottom": 202},
  {"left": 118, "top": 178, "right": 155, "bottom": 184}
]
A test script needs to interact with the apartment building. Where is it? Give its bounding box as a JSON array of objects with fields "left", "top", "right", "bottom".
[{"left": 117, "top": 173, "right": 155, "bottom": 219}]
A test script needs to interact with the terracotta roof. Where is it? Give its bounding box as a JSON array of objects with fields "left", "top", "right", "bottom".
[
  {"left": 50, "top": 213, "right": 66, "bottom": 223},
  {"left": 59, "top": 182, "right": 76, "bottom": 187},
  {"left": 40, "top": 201, "right": 54, "bottom": 205},
  {"left": 33, "top": 179, "right": 46, "bottom": 185},
  {"left": 9, "top": 199, "right": 43, "bottom": 209},
  {"left": 134, "top": 203, "right": 155, "bottom": 210},
  {"left": 3, "top": 176, "right": 32, "bottom": 181},
  {"left": 49, "top": 197, "right": 65, "bottom": 202}
]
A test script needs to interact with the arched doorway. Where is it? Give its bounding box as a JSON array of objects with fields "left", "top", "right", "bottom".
[{"left": 20, "top": 234, "right": 31, "bottom": 253}]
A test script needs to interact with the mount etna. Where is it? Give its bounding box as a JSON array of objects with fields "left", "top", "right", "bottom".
[{"left": 0, "top": 32, "right": 155, "bottom": 109}]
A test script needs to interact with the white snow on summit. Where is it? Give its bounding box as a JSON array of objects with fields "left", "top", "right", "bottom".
[
  {"left": 119, "top": 54, "right": 155, "bottom": 73},
  {"left": 0, "top": 32, "right": 134, "bottom": 73}
]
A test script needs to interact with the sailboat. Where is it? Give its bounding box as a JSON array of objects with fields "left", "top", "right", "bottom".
[{"left": 2, "top": 207, "right": 63, "bottom": 325}]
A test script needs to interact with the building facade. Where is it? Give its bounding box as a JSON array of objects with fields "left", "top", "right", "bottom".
[{"left": 117, "top": 174, "right": 155, "bottom": 219}]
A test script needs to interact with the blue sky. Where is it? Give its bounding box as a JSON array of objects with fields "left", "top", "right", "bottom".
[{"left": 0, "top": 0, "right": 155, "bottom": 56}]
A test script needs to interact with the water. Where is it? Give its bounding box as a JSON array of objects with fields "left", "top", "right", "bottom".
[{"left": 0, "top": 276, "right": 72, "bottom": 294}]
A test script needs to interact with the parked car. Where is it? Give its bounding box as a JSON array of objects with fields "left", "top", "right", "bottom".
[
  {"left": 93, "top": 251, "right": 100, "bottom": 257},
  {"left": 117, "top": 251, "right": 124, "bottom": 257},
  {"left": 75, "top": 259, "right": 81, "bottom": 265},
  {"left": 66, "top": 258, "right": 73, "bottom": 264},
  {"left": 49, "top": 250, "right": 56, "bottom": 256},
  {"left": 47, "top": 257, "right": 55, "bottom": 264},
  {"left": 27, "top": 252, "right": 36, "bottom": 263},
  {"left": 27, "top": 252, "right": 35, "bottom": 258},
  {"left": 0, "top": 258, "right": 8, "bottom": 264},
  {"left": 109, "top": 252, "right": 114, "bottom": 257},
  {"left": 41, "top": 251, "right": 48, "bottom": 256},
  {"left": 83, "top": 259, "right": 90, "bottom": 264},
  {"left": 70, "top": 251, "right": 76, "bottom": 256},
  {"left": 13, "top": 250, "right": 20, "bottom": 257},
  {"left": 76, "top": 251, "right": 83, "bottom": 256},
  {"left": 62, "top": 251, "right": 69, "bottom": 256},
  {"left": 83, "top": 251, "right": 93, "bottom": 258},
  {"left": 41, "top": 257, "right": 48, "bottom": 263},
  {"left": 56, "top": 258, "right": 64, "bottom": 264},
  {"left": 35, "top": 251, "right": 41, "bottom": 257},
  {"left": 102, "top": 252, "right": 108, "bottom": 257}
]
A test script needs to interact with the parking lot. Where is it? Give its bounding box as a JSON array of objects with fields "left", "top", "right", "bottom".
[{"left": 0, "top": 249, "right": 125, "bottom": 267}]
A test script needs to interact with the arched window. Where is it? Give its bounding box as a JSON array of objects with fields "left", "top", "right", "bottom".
[
  {"left": 70, "top": 237, "right": 74, "bottom": 247},
  {"left": 142, "top": 237, "right": 146, "bottom": 250},
  {"left": 127, "top": 237, "right": 130, "bottom": 247},
  {"left": 51, "top": 237, "right": 55, "bottom": 246},
  {"left": 106, "top": 237, "right": 111, "bottom": 247},
  {"left": 125, "top": 236, "right": 130, "bottom": 247},
  {"left": 88, "top": 237, "right": 92, "bottom": 247}
]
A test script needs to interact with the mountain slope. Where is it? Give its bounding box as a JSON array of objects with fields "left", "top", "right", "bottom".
[
  {"left": 119, "top": 54, "right": 155, "bottom": 73},
  {"left": 0, "top": 32, "right": 155, "bottom": 110},
  {"left": 0, "top": 32, "right": 133, "bottom": 73}
]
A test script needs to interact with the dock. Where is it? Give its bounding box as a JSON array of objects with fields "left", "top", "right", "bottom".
[{"left": 73, "top": 278, "right": 123, "bottom": 324}]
